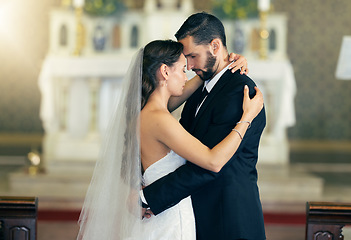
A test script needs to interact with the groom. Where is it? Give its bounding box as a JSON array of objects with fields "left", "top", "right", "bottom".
[{"left": 141, "top": 12, "right": 266, "bottom": 240}]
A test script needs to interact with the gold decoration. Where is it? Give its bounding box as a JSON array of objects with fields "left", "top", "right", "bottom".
[
  {"left": 250, "top": 28, "right": 260, "bottom": 52},
  {"left": 27, "top": 150, "right": 44, "bottom": 176},
  {"left": 61, "top": 0, "right": 72, "bottom": 7},
  {"left": 73, "top": 7, "right": 86, "bottom": 56},
  {"left": 259, "top": 10, "right": 269, "bottom": 59}
]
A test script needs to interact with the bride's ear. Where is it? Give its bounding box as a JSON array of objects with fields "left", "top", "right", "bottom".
[
  {"left": 159, "top": 64, "right": 169, "bottom": 80},
  {"left": 156, "top": 64, "right": 168, "bottom": 87}
]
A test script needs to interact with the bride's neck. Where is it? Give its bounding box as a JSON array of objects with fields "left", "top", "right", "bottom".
[{"left": 147, "top": 89, "right": 170, "bottom": 110}]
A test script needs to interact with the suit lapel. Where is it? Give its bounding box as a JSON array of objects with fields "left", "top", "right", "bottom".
[
  {"left": 189, "top": 70, "right": 230, "bottom": 133},
  {"left": 180, "top": 84, "right": 203, "bottom": 132}
]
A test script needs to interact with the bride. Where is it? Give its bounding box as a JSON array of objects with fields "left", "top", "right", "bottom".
[{"left": 77, "top": 39, "right": 263, "bottom": 240}]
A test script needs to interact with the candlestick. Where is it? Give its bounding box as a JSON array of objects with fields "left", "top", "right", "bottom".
[
  {"left": 259, "top": 10, "right": 269, "bottom": 59},
  {"left": 73, "top": 6, "right": 85, "bottom": 56},
  {"left": 258, "top": 0, "right": 270, "bottom": 11},
  {"left": 73, "top": 0, "right": 85, "bottom": 8}
]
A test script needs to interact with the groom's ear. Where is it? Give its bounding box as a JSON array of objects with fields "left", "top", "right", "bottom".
[{"left": 210, "top": 39, "right": 221, "bottom": 55}]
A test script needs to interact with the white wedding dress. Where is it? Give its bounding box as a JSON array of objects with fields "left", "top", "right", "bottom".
[{"left": 136, "top": 150, "right": 196, "bottom": 240}]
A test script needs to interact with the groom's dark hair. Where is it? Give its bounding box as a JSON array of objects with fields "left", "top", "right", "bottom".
[{"left": 175, "top": 11, "right": 227, "bottom": 48}]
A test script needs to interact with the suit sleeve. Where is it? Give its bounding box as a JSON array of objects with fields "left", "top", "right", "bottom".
[{"left": 143, "top": 159, "right": 219, "bottom": 215}]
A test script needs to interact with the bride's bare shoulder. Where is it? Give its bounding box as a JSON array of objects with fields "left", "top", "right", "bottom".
[{"left": 140, "top": 106, "right": 178, "bottom": 130}]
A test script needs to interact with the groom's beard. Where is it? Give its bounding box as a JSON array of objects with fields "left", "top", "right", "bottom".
[{"left": 194, "top": 51, "right": 217, "bottom": 81}]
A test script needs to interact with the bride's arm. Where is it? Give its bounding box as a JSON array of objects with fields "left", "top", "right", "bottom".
[
  {"left": 167, "top": 53, "right": 249, "bottom": 112},
  {"left": 159, "top": 86, "right": 263, "bottom": 172}
]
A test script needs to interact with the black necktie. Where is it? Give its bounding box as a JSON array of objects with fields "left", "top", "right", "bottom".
[{"left": 197, "top": 87, "right": 208, "bottom": 109}]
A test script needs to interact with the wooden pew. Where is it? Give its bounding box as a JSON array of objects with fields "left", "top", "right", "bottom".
[
  {"left": 306, "top": 201, "right": 351, "bottom": 240},
  {"left": 0, "top": 196, "right": 38, "bottom": 240}
]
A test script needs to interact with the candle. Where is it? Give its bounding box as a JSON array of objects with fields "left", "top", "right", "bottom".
[
  {"left": 258, "top": 0, "right": 270, "bottom": 11},
  {"left": 73, "top": 0, "right": 85, "bottom": 7}
]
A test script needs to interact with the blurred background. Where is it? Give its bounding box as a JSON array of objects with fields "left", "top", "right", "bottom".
[{"left": 1, "top": 0, "right": 351, "bottom": 239}]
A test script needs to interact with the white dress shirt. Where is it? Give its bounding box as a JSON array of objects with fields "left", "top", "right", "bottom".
[{"left": 195, "top": 63, "right": 231, "bottom": 116}]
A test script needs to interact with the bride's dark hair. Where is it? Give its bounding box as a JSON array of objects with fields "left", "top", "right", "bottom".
[{"left": 141, "top": 39, "right": 184, "bottom": 109}]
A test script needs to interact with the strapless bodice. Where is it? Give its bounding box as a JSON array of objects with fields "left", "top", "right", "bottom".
[
  {"left": 143, "top": 150, "right": 186, "bottom": 186},
  {"left": 138, "top": 150, "right": 195, "bottom": 240}
]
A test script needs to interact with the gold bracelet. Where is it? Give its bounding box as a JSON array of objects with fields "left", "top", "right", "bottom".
[
  {"left": 236, "top": 121, "right": 251, "bottom": 128},
  {"left": 232, "top": 128, "right": 243, "bottom": 140}
]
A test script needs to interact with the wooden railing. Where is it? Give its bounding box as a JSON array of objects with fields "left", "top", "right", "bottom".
[
  {"left": 306, "top": 201, "right": 351, "bottom": 240},
  {"left": 0, "top": 197, "right": 38, "bottom": 240}
]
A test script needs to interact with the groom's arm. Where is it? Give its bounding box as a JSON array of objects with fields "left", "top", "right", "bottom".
[{"left": 142, "top": 160, "right": 220, "bottom": 215}]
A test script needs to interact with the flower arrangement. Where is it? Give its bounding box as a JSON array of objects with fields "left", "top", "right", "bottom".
[
  {"left": 83, "top": 0, "right": 125, "bottom": 16},
  {"left": 212, "top": 0, "right": 259, "bottom": 20}
]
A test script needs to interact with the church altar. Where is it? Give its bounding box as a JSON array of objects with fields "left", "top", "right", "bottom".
[
  {"left": 38, "top": 55, "right": 296, "bottom": 168},
  {"left": 38, "top": 54, "right": 133, "bottom": 164},
  {"left": 249, "top": 59, "right": 296, "bottom": 165}
]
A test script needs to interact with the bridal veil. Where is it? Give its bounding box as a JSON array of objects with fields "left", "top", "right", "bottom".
[{"left": 77, "top": 48, "right": 143, "bottom": 240}]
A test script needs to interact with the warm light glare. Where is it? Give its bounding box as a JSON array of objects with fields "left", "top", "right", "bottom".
[
  {"left": 0, "top": 0, "right": 23, "bottom": 44},
  {"left": 28, "top": 152, "right": 41, "bottom": 166},
  {"left": 0, "top": 1, "right": 12, "bottom": 36},
  {"left": 0, "top": 0, "right": 35, "bottom": 67}
]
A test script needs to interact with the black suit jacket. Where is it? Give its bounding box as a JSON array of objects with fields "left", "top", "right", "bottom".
[{"left": 143, "top": 70, "right": 266, "bottom": 240}]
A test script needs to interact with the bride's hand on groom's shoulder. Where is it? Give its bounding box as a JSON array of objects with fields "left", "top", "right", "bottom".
[{"left": 228, "top": 53, "right": 249, "bottom": 75}]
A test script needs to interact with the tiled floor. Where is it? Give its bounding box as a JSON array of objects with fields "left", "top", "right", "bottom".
[
  {"left": 38, "top": 221, "right": 79, "bottom": 240},
  {"left": 2, "top": 151, "right": 351, "bottom": 240},
  {"left": 37, "top": 221, "right": 306, "bottom": 240},
  {"left": 36, "top": 219, "right": 351, "bottom": 240}
]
